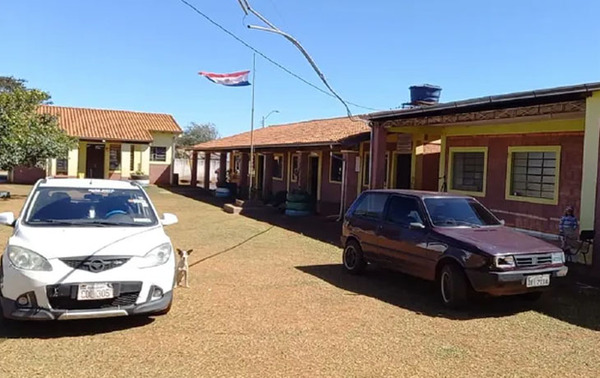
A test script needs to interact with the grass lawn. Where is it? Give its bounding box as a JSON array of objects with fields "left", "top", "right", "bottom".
[{"left": 0, "top": 183, "right": 599, "bottom": 377}]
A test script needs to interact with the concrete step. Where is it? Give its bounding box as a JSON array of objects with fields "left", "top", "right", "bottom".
[{"left": 223, "top": 203, "right": 243, "bottom": 214}]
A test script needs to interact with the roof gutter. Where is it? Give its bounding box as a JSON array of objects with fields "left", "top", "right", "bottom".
[
  {"left": 79, "top": 137, "right": 152, "bottom": 144},
  {"left": 192, "top": 141, "right": 346, "bottom": 152}
]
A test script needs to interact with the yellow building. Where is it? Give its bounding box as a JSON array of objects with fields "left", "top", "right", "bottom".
[{"left": 10, "top": 105, "right": 182, "bottom": 185}]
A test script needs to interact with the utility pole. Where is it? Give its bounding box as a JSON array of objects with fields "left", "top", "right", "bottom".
[{"left": 248, "top": 53, "right": 256, "bottom": 200}]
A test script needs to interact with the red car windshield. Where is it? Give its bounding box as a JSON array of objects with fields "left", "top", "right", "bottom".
[{"left": 424, "top": 197, "right": 501, "bottom": 227}]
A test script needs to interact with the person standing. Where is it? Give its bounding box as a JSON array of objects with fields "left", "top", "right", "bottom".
[{"left": 559, "top": 206, "right": 579, "bottom": 261}]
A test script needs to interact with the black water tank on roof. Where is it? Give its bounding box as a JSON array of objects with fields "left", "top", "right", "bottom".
[{"left": 409, "top": 84, "right": 442, "bottom": 104}]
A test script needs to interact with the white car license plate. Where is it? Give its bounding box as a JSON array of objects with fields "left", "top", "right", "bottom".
[
  {"left": 77, "top": 283, "right": 114, "bottom": 301},
  {"left": 525, "top": 274, "right": 550, "bottom": 288}
]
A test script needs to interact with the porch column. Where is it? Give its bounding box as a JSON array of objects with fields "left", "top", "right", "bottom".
[
  {"left": 67, "top": 147, "right": 78, "bottom": 178},
  {"left": 343, "top": 150, "right": 359, "bottom": 210},
  {"left": 370, "top": 122, "right": 387, "bottom": 189},
  {"left": 121, "top": 144, "right": 131, "bottom": 180},
  {"left": 190, "top": 151, "right": 198, "bottom": 187},
  {"left": 438, "top": 135, "right": 447, "bottom": 191},
  {"left": 239, "top": 152, "right": 249, "bottom": 198},
  {"left": 203, "top": 152, "right": 211, "bottom": 190},
  {"left": 218, "top": 152, "right": 228, "bottom": 184},
  {"left": 593, "top": 118, "right": 600, "bottom": 273},
  {"left": 298, "top": 152, "right": 309, "bottom": 191},
  {"left": 263, "top": 153, "right": 274, "bottom": 198},
  {"left": 412, "top": 133, "right": 424, "bottom": 190},
  {"left": 581, "top": 92, "right": 600, "bottom": 231}
]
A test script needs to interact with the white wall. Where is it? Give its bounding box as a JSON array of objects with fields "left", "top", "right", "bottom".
[
  {"left": 68, "top": 147, "right": 78, "bottom": 177},
  {"left": 139, "top": 144, "right": 150, "bottom": 174},
  {"left": 121, "top": 144, "right": 131, "bottom": 178},
  {"left": 150, "top": 133, "right": 176, "bottom": 166},
  {"left": 174, "top": 156, "right": 221, "bottom": 186}
]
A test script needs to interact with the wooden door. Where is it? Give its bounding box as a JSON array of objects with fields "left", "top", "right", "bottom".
[{"left": 86, "top": 144, "right": 105, "bottom": 179}]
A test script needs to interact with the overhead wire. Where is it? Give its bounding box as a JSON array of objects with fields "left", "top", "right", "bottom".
[
  {"left": 267, "top": 0, "right": 286, "bottom": 29},
  {"left": 176, "top": 0, "right": 380, "bottom": 112}
]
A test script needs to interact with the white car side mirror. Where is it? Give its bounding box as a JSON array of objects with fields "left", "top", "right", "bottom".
[
  {"left": 161, "top": 213, "right": 178, "bottom": 226},
  {"left": 0, "top": 212, "right": 15, "bottom": 227},
  {"left": 409, "top": 222, "right": 426, "bottom": 230},
  {"left": 499, "top": 219, "right": 505, "bottom": 226}
]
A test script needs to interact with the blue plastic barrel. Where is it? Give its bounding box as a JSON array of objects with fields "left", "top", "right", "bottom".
[
  {"left": 409, "top": 84, "right": 442, "bottom": 104},
  {"left": 215, "top": 187, "right": 230, "bottom": 198},
  {"left": 285, "top": 209, "right": 311, "bottom": 217}
]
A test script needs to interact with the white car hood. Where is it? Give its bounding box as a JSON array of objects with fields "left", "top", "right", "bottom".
[{"left": 9, "top": 224, "right": 171, "bottom": 259}]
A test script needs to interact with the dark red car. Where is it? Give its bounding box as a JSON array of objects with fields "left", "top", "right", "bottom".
[{"left": 341, "top": 190, "right": 569, "bottom": 308}]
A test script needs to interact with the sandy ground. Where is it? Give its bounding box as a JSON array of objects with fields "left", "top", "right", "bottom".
[{"left": 0, "top": 184, "right": 599, "bottom": 378}]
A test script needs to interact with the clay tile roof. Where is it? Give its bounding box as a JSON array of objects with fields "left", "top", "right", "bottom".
[
  {"left": 38, "top": 105, "right": 182, "bottom": 142},
  {"left": 193, "top": 116, "right": 369, "bottom": 151}
]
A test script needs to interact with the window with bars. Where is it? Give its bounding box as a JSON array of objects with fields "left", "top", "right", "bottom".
[
  {"left": 291, "top": 155, "right": 299, "bottom": 182},
  {"left": 384, "top": 155, "right": 389, "bottom": 188},
  {"left": 451, "top": 151, "right": 485, "bottom": 193},
  {"left": 363, "top": 153, "right": 371, "bottom": 186},
  {"left": 109, "top": 145, "right": 121, "bottom": 171},
  {"left": 233, "top": 154, "right": 241, "bottom": 175},
  {"left": 56, "top": 158, "right": 68, "bottom": 176},
  {"left": 330, "top": 153, "right": 343, "bottom": 183},
  {"left": 151, "top": 146, "right": 167, "bottom": 162},
  {"left": 510, "top": 150, "right": 557, "bottom": 200},
  {"left": 362, "top": 153, "right": 389, "bottom": 187}
]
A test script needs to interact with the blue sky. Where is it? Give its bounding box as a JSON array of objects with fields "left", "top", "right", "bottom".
[{"left": 2, "top": 0, "right": 599, "bottom": 137}]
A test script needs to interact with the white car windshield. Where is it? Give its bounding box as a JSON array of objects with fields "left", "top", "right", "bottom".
[
  {"left": 24, "top": 187, "right": 158, "bottom": 227},
  {"left": 424, "top": 197, "right": 501, "bottom": 227}
]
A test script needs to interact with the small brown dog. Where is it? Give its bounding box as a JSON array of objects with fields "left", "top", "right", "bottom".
[{"left": 176, "top": 248, "right": 193, "bottom": 288}]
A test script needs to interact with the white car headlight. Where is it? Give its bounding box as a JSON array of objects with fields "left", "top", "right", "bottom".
[
  {"left": 138, "top": 243, "right": 172, "bottom": 269},
  {"left": 551, "top": 252, "right": 565, "bottom": 264},
  {"left": 7, "top": 245, "right": 52, "bottom": 271},
  {"left": 493, "top": 255, "right": 515, "bottom": 268}
]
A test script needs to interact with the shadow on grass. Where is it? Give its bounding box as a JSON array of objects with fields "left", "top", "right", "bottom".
[
  {"left": 157, "top": 185, "right": 342, "bottom": 247},
  {"left": 296, "top": 264, "right": 600, "bottom": 330},
  {"left": 537, "top": 281, "right": 600, "bottom": 331},
  {"left": 0, "top": 316, "right": 155, "bottom": 340},
  {"left": 158, "top": 186, "right": 600, "bottom": 330},
  {"left": 153, "top": 185, "right": 228, "bottom": 206},
  {"left": 237, "top": 210, "right": 342, "bottom": 247}
]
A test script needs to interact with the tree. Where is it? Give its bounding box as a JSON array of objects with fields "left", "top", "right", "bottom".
[
  {"left": 0, "top": 76, "right": 26, "bottom": 92},
  {"left": 0, "top": 77, "right": 77, "bottom": 170},
  {"left": 177, "top": 122, "right": 219, "bottom": 147}
]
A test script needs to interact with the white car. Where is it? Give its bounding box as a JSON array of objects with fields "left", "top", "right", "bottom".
[{"left": 0, "top": 178, "right": 178, "bottom": 321}]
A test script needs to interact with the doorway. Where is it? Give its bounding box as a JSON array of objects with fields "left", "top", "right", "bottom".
[
  {"left": 307, "top": 155, "right": 320, "bottom": 200},
  {"left": 395, "top": 153, "right": 412, "bottom": 189},
  {"left": 86, "top": 144, "right": 105, "bottom": 179},
  {"left": 255, "top": 154, "right": 265, "bottom": 198}
]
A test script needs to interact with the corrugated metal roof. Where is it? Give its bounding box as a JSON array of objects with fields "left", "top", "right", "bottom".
[{"left": 364, "top": 82, "right": 600, "bottom": 121}]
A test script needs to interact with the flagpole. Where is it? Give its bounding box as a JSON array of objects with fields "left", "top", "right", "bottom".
[{"left": 248, "top": 53, "right": 256, "bottom": 200}]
